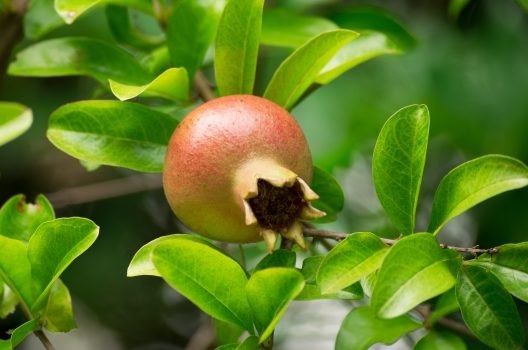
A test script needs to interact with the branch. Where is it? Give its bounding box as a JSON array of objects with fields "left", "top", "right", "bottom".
[
  {"left": 0, "top": 0, "right": 27, "bottom": 89},
  {"left": 302, "top": 228, "right": 498, "bottom": 256},
  {"left": 194, "top": 71, "right": 216, "bottom": 102},
  {"left": 34, "top": 330, "right": 56, "bottom": 350}
]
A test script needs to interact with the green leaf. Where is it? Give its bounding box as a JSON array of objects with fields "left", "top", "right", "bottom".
[
  {"left": 428, "top": 155, "right": 528, "bottom": 234},
  {"left": 47, "top": 100, "right": 178, "bottom": 173},
  {"left": 54, "top": 0, "right": 153, "bottom": 24},
  {"left": 0, "top": 236, "right": 34, "bottom": 309},
  {"left": 23, "top": 0, "right": 64, "bottom": 39},
  {"left": 141, "top": 46, "right": 171, "bottom": 75},
  {"left": 517, "top": 0, "right": 528, "bottom": 11},
  {"left": 335, "top": 306, "right": 421, "bottom": 350},
  {"left": 152, "top": 237, "right": 253, "bottom": 330},
  {"left": 0, "top": 319, "right": 39, "bottom": 350},
  {"left": 299, "top": 256, "right": 323, "bottom": 283},
  {"left": 317, "top": 232, "right": 387, "bottom": 294},
  {"left": 309, "top": 166, "right": 344, "bottom": 223},
  {"left": 0, "top": 284, "right": 19, "bottom": 318},
  {"left": 0, "top": 102, "right": 32, "bottom": 147},
  {"left": 167, "top": 0, "right": 226, "bottom": 81},
  {"left": 428, "top": 288, "right": 458, "bottom": 326},
  {"left": 448, "top": 0, "right": 471, "bottom": 18},
  {"left": 456, "top": 265, "right": 524, "bottom": 350},
  {"left": 215, "top": 0, "right": 263, "bottom": 96},
  {"left": 8, "top": 38, "right": 151, "bottom": 85},
  {"left": 318, "top": 6, "right": 416, "bottom": 85},
  {"left": 28, "top": 217, "right": 99, "bottom": 310},
  {"left": 252, "top": 250, "right": 296, "bottom": 274},
  {"left": 44, "top": 279, "right": 76, "bottom": 332},
  {"left": 469, "top": 242, "right": 528, "bottom": 303},
  {"left": 215, "top": 319, "right": 245, "bottom": 346},
  {"left": 263, "top": 29, "right": 358, "bottom": 110},
  {"left": 371, "top": 233, "right": 459, "bottom": 318},
  {"left": 261, "top": 8, "right": 338, "bottom": 48},
  {"left": 109, "top": 67, "right": 189, "bottom": 101},
  {"left": 414, "top": 331, "right": 467, "bottom": 350},
  {"left": 127, "top": 234, "right": 216, "bottom": 277},
  {"left": 0, "top": 194, "right": 55, "bottom": 242},
  {"left": 219, "top": 336, "right": 259, "bottom": 350},
  {"left": 106, "top": 5, "right": 164, "bottom": 48},
  {"left": 372, "top": 104, "right": 429, "bottom": 235},
  {"left": 246, "top": 267, "right": 304, "bottom": 343}
]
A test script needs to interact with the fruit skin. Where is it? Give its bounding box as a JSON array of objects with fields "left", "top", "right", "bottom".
[{"left": 163, "top": 95, "right": 313, "bottom": 243}]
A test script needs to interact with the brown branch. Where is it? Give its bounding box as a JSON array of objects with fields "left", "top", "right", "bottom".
[
  {"left": 0, "top": 0, "right": 28, "bottom": 89},
  {"left": 34, "top": 330, "right": 56, "bottom": 350},
  {"left": 303, "top": 228, "right": 498, "bottom": 256},
  {"left": 194, "top": 71, "right": 216, "bottom": 102},
  {"left": 45, "top": 173, "right": 162, "bottom": 209}
]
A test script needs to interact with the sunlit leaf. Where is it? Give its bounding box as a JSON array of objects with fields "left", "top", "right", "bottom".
[
  {"left": 252, "top": 250, "right": 296, "bottom": 274},
  {"left": 0, "top": 319, "right": 39, "bottom": 350},
  {"left": 54, "top": 0, "right": 153, "bottom": 24},
  {"left": 428, "top": 155, "right": 528, "bottom": 234},
  {"left": 0, "top": 284, "right": 19, "bottom": 318},
  {"left": 414, "top": 331, "right": 467, "bottom": 350},
  {"left": 44, "top": 280, "right": 76, "bottom": 332},
  {"left": 372, "top": 104, "right": 429, "bottom": 235},
  {"left": 0, "top": 236, "right": 34, "bottom": 309},
  {"left": 0, "top": 102, "right": 32, "bottom": 147}
]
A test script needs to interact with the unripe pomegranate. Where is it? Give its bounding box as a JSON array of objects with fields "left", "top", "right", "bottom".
[{"left": 163, "top": 95, "right": 325, "bottom": 252}]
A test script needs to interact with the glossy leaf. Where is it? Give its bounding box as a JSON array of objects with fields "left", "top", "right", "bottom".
[
  {"left": 246, "top": 267, "right": 305, "bottom": 343},
  {"left": 428, "top": 155, "right": 528, "bottom": 234},
  {"left": 373, "top": 104, "right": 429, "bottom": 235},
  {"left": 335, "top": 306, "right": 421, "bottom": 350},
  {"left": 28, "top": 217, "right": 99, "bottom": 309},
  {"left": 261, "top": 8, "right": 337, "bottom": 48},
  {"left": 127, "top": 234, "right": 217, "bottom": 277},
  {"left": 109, "top": 67, "right": 189, "bottom": 101},
  {"left": 470, "top": 242, "right": 528, "bottom": 303},
  {"left": 414, "top": 331, "right": 466, "bottom": 350},
  {"left": 215, "top": 319, "right": 245, "bottom": 346},
  {"left": 167, "top": 0, "right": 225, "bottom": 81},
  {"left": 0, "top": 102, "right": 32, "bottom": 147},
  {"left": 54, "top": 0, "right": 153, "bottom": 24},
  {"left": 47, "top": 100, "right": 178, "bottom": 172},
  {"left": 152, "top": 237, "right": 253, "bottom": 330},
  {"left": 0, "top": 194, "right": 55, "bottom": 242},
  {"left": 44, "top": 279, "right": 76, "bottom": 332},
  {"left": 456, "top": 265, "right": 524, "bottom": 350},
  {"left": 8, "top": 38, "right": 151, "bottom": 85},
  {"left": 215, "top": 0, "right": 263, "bottom": 96},
  {"left": 317, "top": 232, "right": 387, "bottom": 294},
  {"left": 23, "top": 0, "right": 63, "bottom": 39},
  {"left": 263, "top": 29, "right": 358, "bottom": 110},
  {"left": 0, "top": 236, "right": 34, "bottom": 308},
  {"left": 309, "top": 166, "right": 345, "bottom": 223},
  {"left": 106, "top": 5, "right": 164, "bottom": 48},
  {"left": 141, "top": 46, "right": 171, "bottom": 75},
  {"left": 252, "top": 250, "right": 296, "bottom": 274},
  {"left": 0, "top": 319, "right": 39, "bottom": 350},
  {"left": 371, "top": 233, "right": 459, "bottom": 318},
  {"left": 299, "top": 256, "right": 323, "bottom": 283},
  {"left": 428, "top": 288, "right": 458, "bottom": 326}
]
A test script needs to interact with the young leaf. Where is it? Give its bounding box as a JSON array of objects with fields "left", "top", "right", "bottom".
[
  {"left": 317, "top": 232, "right": 387, "bottom": 294},
  {"left": 167, "top": 0, "right": 226, "bottom": 81},
  {"left": 335, "top": 306, "right": 421, "bottom": 350},
  {"left": 371, "top": 233, "right": 459, "bottom": 318},
  {"left": 152, "top": 237, "right": 253, "bottom": 331},
  {"left": 469, "top": 242, "right": 528, "bottom": 303},
  {"left": 414, "top": 331, "right": 467, "bottom": 350},
  {"left": 263, "top": 29, "right": 358, "bottom": 110},
  {"left": 24, "top": 0, "right": 64, "bottom": 39},
  {"left": 0, "top": 194, "right": 55, "bottom": 242},
  {"left": 0, "top": 236, "right": 34, "bottom": 309},
  {"left": 309, "top": 166, "right": 344, "bottom": 223},
  {"left": 252, "top": 250, "right": 296, "bottom": 274},
  {"left": 428, "top": 155, "right": 528, "bottom": 234},
  {"left": 0, "top": 284, "right": 19, "bottom": 318},
  {"left": 0, "top": 102, "right": 32, "bottom": 147},
  {"left": 43, "top": 279, "right": 76, "bottom": 332},
  {"left": 109, "top": 67, "right": 189, "bottom": 102},
  {"left": 8, "top": 38, "right": 151, "bottom": 85},
  {"left": 54, "top": 0, "right": 153, "bottom": 24},
  {"left": 28, "top": 217, "right": 99, "bottom": 309},
  {"left": 456, "top": 265, "right": 524, "bottom": 350},
  {"left": 261, "top": 8, "right": 338, "bottom": 48},
  {"left": 47, "top": 100, "right": 178, "bottom": 173},
  {"left": 106, "top": 5, "right": 164, "bottom": 48},
  {"left": 246, "top": 267, "right": 305, "bottom": 343},
  {"left": 0, "top": 319, "right": 39, "bottom": 350},
  {"left": 372, "top": 104, "right": 429, "bottom": 235},
  {"left": 428, "top": 288, "right": 459, "bottom": 326},
  {"left": 215, "top": 0, "right": 264, "bottom": 96}
]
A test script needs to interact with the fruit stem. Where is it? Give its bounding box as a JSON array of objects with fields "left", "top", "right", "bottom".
[{"left": 194, "top": 71, "right": 215, "bottom": 101}]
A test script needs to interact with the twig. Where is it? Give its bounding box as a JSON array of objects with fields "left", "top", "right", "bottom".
[
  {"left": 0, "top": 0, "right": 28, "bottom": 89},
  {"left": 436, "top": 317, "right": 475, "bottom": 338},
  {"left": 185, "top": 316, "right": 216, "bottom": 350},
  {"left": 194, "top": 71, "right": 216, "bottom": 102},
  {"left": 34, "top": 330, "right": 56, "bottom": 350},
  {"left": 303, "top": 228, "right": 498, "bottom": 256},
  {"left": 46, "top": 173, "right": 162, "bottom": 209}
]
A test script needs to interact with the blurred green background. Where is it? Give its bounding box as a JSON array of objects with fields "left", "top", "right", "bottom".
[{"left": 1, "top": 0, "right": 527, "bottom": 349}]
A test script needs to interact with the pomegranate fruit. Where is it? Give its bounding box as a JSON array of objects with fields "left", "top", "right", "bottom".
[{"left": 163, "top": 95, "right": 325, "bottom": 252}]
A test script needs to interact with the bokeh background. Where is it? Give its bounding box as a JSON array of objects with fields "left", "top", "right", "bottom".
[{"left": 1, "top": 0, "right": 527, "bottom": 349}]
